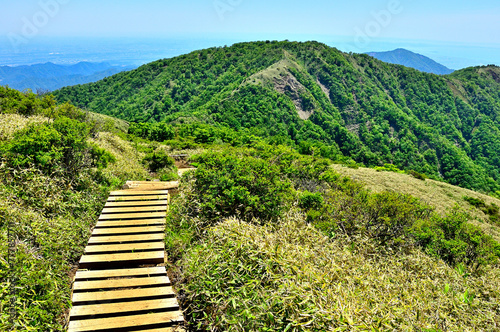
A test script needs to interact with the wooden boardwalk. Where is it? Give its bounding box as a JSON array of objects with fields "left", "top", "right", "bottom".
[{"left": 68, "top": 183, "right": 184, "bottom": 332}]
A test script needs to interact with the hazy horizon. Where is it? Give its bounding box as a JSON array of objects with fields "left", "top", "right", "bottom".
[{"left": 2, "top": 1, "right": 500, "bottom": 69}]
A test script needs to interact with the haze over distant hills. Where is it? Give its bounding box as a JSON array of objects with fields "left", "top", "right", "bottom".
[
  {"left": 366, "top": 48, "right": 455, "bottom": 75},
  {"left": 0, "top": 62, "right": 135, "bottom": 92}
]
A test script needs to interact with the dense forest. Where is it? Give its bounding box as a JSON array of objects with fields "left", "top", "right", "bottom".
[{"left": 54, "top": 41, "right": 500, "bottom": 195}]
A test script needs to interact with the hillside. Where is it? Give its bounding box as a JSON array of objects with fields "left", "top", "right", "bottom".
[
  {"left": 332, "top": 164, "right": 500, "bottom": 242},
  {"left": 53, "top": 41, "right": 500, "bottom": 196},
  {"left": 0, "top": 62, "right": 134, "bottom": 92},
  {"left": 1, "top": 86, "right": 499, "bottom": 331},
  {"left": 366, "top": 48, "right": 454, "bottom": 75}
]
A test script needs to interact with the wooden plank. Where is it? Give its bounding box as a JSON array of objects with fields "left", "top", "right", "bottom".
[
  {"left": 95, "top": 219, "right": 166, "bottom": 228},
  {"left": 74, "top": 275, "right": 170, "bottom": 292},
  {"left": 72, "top": 286, "right": 175, "bottom": 304},
  {"left": 107, "top": 195, "right": 169, "bottom": 202},
  {"left": 141, "top": 328, "right": 186, "bottom": 332},
  {"left": 69, "top": 298, "right": 179, "bottom": 319},
  {"left": 92, "top": 226, "right": 165, "bottom": 236},
  {"left": 68, "top": 311, "right": 184, "bottom": 332},
  {"left": 102, "top": 206, "right": 167, "bottom": 214},
  {"left": 105, "top": 200, "right": 169, "bottom": 207},
  {"left": 88, "top": 233, "right": 164, "bottom": 244},
  {"left": 75, "top": 267, "right": 166, "bottom": 280},
  {"left": 124, "top": 181, "right": 179, "bottom": 190},
  {"left": 110, "top": 190, "right": 169, "bottom": 196},
  {"left": 84, "top": 242, "right": 164, "bottom": 254},
  {"left": 79, "top": 251, "right": 165, "bottom": 269},
  {"left": 98, "top": 211, "right": 167, "bottom": 221}
]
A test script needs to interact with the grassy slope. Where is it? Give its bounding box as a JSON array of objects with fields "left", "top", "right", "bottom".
[
  {"left": 170, "top": 147, "right": 500, "bottom": 331},
  {"left": 332, "top": 164, "right": 500, "bottom": 242},
  {"left": 0, "top": 113, "right": 149, "bottom": 330}
]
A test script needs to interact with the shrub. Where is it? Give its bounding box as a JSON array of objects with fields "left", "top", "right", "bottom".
[
  {"left": 2, "top": 117, "right": 113, "bottom": 181},
  {"left": 464, "top": 196, "right": 500, "bottom": 223},
  {"left": 187, "top": 149, "right": 293, "bottom": 225},
  {"left": 412, "top": 208, "right": 500, "bottom": 270},
  {"left": 299, "top": 191, "right": 323, "bottom": 210},
  {"left": 407, "top": 169, "right": 427, "bottom": 180},
  {"left": 142, "top": 150, "right": 175, "bottom": 172}
]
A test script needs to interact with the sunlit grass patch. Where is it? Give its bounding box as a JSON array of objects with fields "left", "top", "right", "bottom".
[
  {"left": 0, "top": 113, "right": 51, "bottom": 141},
  {"left": 90, "top": 132, "right": 149, "bottom": 183}
]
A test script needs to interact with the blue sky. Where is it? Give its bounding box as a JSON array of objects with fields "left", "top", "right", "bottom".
[{"left": 1, "top": 0, "right": 500, "bottom": 68}]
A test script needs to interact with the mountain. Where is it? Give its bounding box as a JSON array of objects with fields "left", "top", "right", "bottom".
[
  {"left": 2, "top": 85, "right": 499, "bottom": 331},
  {"left": 54, "top": 41, "right": 500, "bottom": 194},
  {"left": 0, "top": 62, "right": 135, "bottom": 92},
  {"left": 366, "top": 48, "right": 454, "bottom": 75}
]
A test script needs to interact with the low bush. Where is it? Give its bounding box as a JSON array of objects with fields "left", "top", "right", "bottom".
[
  {"left": 2, "top": 117, "right": 114, "bottom": 182},
  {"left": 412, "top": 208, "right": 500, "bottom": 270},
  {"left": 142, "top": 150, "right": 175, "bottom": 173},
  {"left": 187, "top": 150, "right": 293, "bottom": 225}
]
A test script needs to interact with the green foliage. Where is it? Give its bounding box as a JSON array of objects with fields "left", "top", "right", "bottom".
[
  {"left": 2, "top": 117, "right": 114, "bottom": 181},
  {"left": 412, "top": 208, "right": 500, "bottom": 270},
  {"left": 464, "top": 195, "right": 500, "bottom": 224},
  {"left": 298, "top": 191, "right": 323, "bottom": 210},
  {"left": 142, "top": 150, "right": 175, "bottom": 173},
  {"left": 374, "top": 163, "right": 404, "bottom": 173},
  {"left": 187, "top": 148, "right": 293, "bottom": 225},
  {"left": 407, "top": 169, "right": 427, "bottom": 180},
  {"left": 53, "top": 41, "right": 500, "bottom": 194},
  {"left": 128, "top": 122, "right": 175, "bottom": 142}
]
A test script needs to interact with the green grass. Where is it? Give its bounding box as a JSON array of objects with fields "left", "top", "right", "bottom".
[
  {"left": 179, "top": 212, "right": 500, "bottom": 331},
  {"left": 166, "top": 146, "right": 500, "bottom": 331},
  {"left": 0, "top": 112, "right": 149, "bottom": 330}
]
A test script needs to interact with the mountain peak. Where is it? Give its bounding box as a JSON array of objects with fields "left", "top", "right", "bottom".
[{"left": 367, "top": 48, "right": 454, "bottom": 75}]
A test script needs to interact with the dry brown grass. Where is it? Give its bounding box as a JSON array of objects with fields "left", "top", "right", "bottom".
[{"left": 332, "top": 165, "right": 500, "bottom": 242}]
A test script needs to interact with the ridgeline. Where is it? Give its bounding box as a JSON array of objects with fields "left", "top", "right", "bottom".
[{"left": 54, "top": 41, "right": 500, "bottom": 195}]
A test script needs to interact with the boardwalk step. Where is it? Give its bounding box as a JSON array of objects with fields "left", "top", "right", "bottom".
[
  {"left": 98, "top": 212, "right": 167, "bottom": 221},
  {"left": 124, "top": 181, "right": 179, "bottom": 191},
  {"left": 95, "top": 219, "right": 166, "bottom": 228},
  {"left": 75, "top": 267, "right": 166, "bottom": 280},
  {"left": 70, "top": 298, "right": 180, "bottom": 319},
  {"left": 88, "top": 233, "right": 164, "bottom": 244},
  {"left": 68, "top": 311, "right": 184, "bottom": 332},
  {"left": 102, "top": 206, "right": 168, "bottom": 214},
  {"left": 72, "top": 286, "right": 176, "bottom": 304},
  {"left": 85, "top": 242, "right": 165, "bottom": 254},
  {"left": 107, "top": 195, "right": 169, "bottom": 202},
  {"left": 105, "top": 200, "right": 170, "bottom": 207},
  {"left": 110, "top": 190, "right": 169, "bottom": 196},
  {"left": 74, "top": 275, "right": 170, "bottom": 292},
  {"left": 92, "top": 226, "right": 165, "bottom": 236},
  {"left": 79, "top": 251, "right": 165, "bottom": 269}
]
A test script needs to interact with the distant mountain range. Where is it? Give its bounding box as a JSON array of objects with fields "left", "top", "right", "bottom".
[
  {"left": 0, "top": 62, "right": 135, "bottom": 92},
  {"left": 366, "top": 48, "right": 454, "bottom": 75}
]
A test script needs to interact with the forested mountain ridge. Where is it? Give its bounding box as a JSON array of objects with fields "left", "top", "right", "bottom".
[{"left": 54, "top": 41, "right": 500, "bottom": 194}]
